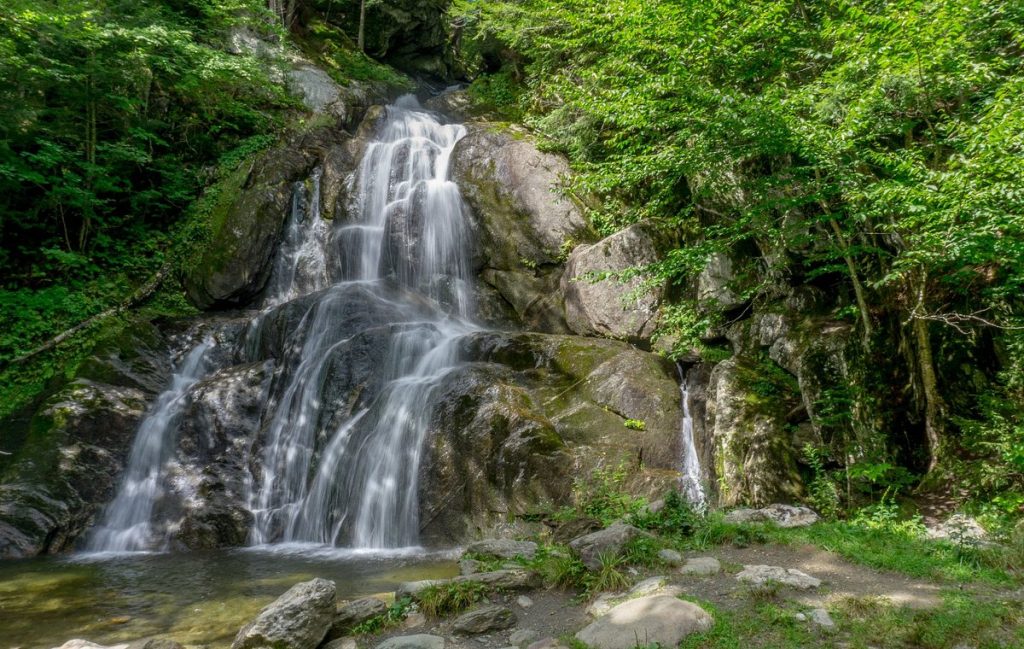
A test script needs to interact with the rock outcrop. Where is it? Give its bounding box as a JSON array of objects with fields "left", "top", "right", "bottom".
[
  {"left": 561, "top": 223, "right": 665, "bottom": 342},
  {"left": 0, "top": 323, "right": 170, "bottom": 558},
  {"left": 452, "top": 124, "right": 594, "bottom": 332}
]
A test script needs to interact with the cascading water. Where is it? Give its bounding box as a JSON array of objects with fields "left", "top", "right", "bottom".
[
  {"left": 88, "top": 95, "right": 478, "bottom": 553},
  {"left": 678, "top": 368, "right": 707, "bottom": 510},
  {"left": 87, "top": 340, "right": 214, "bottom": 552},
  {"left": 249, "top": 96, "right": 477, "bottom": 549}
]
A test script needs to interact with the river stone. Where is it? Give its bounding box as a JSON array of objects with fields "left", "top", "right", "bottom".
[
  {"left": 736, "top": 565, "right": 821, "bottom": 590},
  {"left": 575, "top": 596, "right": 713, "bottom": 649},
  {"left": 374, "top": 635, "right": 444, "bottom": 649},
  {"left": 679, "top": 557, "right": 721, "bottom": 576},
  {"left": 561, "top": 222, "right": 664, "bottom": 342},
  {"left": 569, "top": 523, "right": 645, "bottom": 570},
  {"left": 460, "top": 558, "right": 483, "bottom": 575},
  {"left": 509, "top": 629, "right": 538, "bottom": 648},
  {"left": 327, "top": 597, "right": 388, "bottom": 639},
  {"left": 516, "top": 595, "right": 534, "bottom": 609},
  {"left": 53, "top": 642, "right": 129, "bottom": 649},
  {"left": 231, "top": 578, "right": 337, "bottom": 649},
  {"left": 452, "top": 605, "right": 517, "bottom": 634},
  {"left": 723, "top": 504, "right": 820, "bottom": 528},
  {"left": 465, "top": 539, "right": 538, "bottom": 560},
  {"left": 657, "top": 549, "right": 683, "bottom": 566},
  {"left": 395, "top": 579, "right": 446, "bottom": 601},
  {"left": 808, "top": 608, "right": 836, "bottom": 630}
]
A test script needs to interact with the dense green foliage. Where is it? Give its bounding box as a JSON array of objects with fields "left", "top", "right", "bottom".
[
  {"left": 0, "top": 0, "right": 291, "bottom": 363},
  {"left": 454, "top": 0, "right": 1024, "bottom": 514},
  {"left": 0, "top": 1, "right": 407, "bottom": 418}
]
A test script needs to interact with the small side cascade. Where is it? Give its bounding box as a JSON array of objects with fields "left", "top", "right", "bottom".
[
  {"left": 678, "top": 366, "right": 707, "bottom": 510},
  {"left": 86, "top": 339, "right": 215, "bottom": 552},
  {"left": 263, "top": 166, "right": 331, "bottom": 307}
]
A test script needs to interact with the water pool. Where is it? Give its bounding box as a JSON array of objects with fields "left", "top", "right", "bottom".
[{"left": 0, "top": 546, "right": 458, "bottom": 649}]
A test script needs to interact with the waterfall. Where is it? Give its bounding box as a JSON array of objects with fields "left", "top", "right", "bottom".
[
  {"left": 87, "top": 340, "right": 214, "bottom": 552},
  {"left": 678, "top": 368, "right": 707, "bottom": 510},
  {"left": 248, "top": 96, "right": 476, "bottom": 548},
  {"left": 88, "top": 95, "right": 477, "bottom": 553}
]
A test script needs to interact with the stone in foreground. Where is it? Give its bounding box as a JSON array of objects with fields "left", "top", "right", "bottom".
[
  {"left": 328, "top": 597, "right": 388, "bottom": 639},
  {"left": 465, "top": 539, "right": 538, "bottom": 560},
  {"left": 452, "top": 604, "right": 517, "bottom": 634},
  {"left": 679, "top": 557, "right": 721, "bottom": 576},
  {"left": 808, "top": 608, "right": 836, "bottom": 630},
  {"left": 723, "top": 504, "right": 819, "bottom": 528},
  {"left": 657, "top": 549, "right": 683, "bottom": 566},
  {"left": 586, "top": 576, "right": 682, "bottom": 617},
  {"left": 231, "top": 578, "right": 337, "bottom": 649},
  {"left": 569, "top": 523, "right": 645, "bottom": 570},
  {"left": 576, "top": 595, "right": 713, "bottom": 649},
  {"left": 509, "top": 628, "right": 538, "bottom": 647},
  {"left": 375, "top": 635, "right": 445, "bottom": 649},
  {"left": 736, "top": 565, "right": 821, "bottom": 590}
]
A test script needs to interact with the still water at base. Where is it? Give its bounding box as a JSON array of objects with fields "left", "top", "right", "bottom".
[{"left": 0, "top": 547, "right": 458, "bottom": 649}]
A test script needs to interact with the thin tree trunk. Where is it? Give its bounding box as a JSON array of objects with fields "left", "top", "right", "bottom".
[
  {"left": 910, "top": 271, "right": 946, "bottom": 473},
  {"left": 828, "top": 218, "right": 873, "bottom": 349},
  {"left": 358, "top": 0, "right": 366, "bottom": 52}
]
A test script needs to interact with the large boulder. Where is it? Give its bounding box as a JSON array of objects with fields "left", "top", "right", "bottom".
[
  {"left": 704, "top": 357, "right": 803, "bottom": 507},
  {"left": 231, "top": 578, "right": 337, "bottom": 649},
  {"left": 575, "top": 596, "right": 713, "bottom": 649},
  {"left": 568, "top": 523, "right": 646, "bottom": 571},
  {"left": 561, "top": 223, "right": 665, "bottom": 342},
  {"left": 419, "top": 332, "right": 684, "bottom": 544},
  {"left": 452, "top": 124, "right": 594, "bottom": 332}
]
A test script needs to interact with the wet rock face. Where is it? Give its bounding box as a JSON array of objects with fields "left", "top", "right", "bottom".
[
  {"left": 0, "top": 322, "right": 171, "bottom": 558},
  {"left": 0, "top": 381, "right": 150, "bottom": 558},
  {"left": 561, "top": 222, "right": 665, "bottom": 342},
  {"left": 166, "top": 361, "right": 274, "bottom": 550},
  {"left": 417, "top": 331, "right": 684, "bottom": 544},
  {"left": 183, "top": 127, "right": 355, "bottom": 310}
]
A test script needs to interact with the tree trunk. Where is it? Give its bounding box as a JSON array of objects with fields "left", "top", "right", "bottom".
[
  {"left": 913, "top": 310, "right": 945, "bottom": 473},
  {"left": 358, "top": 0, "right": 366, "bottom": 52}
]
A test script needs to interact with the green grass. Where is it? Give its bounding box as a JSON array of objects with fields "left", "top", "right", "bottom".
[
  {"left": 679, "top": 593, "right": 1024, "bottom": 649},
  {"left": 417, "top": 581, "right": 488, "bottom": 618},
  {"left": 762, "top": 521, "right": 1018, "bottom": 586}
]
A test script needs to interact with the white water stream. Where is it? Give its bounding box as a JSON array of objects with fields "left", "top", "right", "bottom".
[
  {"left": 90, "top": 96, "right": 477, "bottom": 552},
  {"left": 678, "top": 369, "right": 707, "bottom": 510}
]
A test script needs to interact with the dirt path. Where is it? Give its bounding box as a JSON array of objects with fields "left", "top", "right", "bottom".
[{"left": 368, "top": 542, "right": 956, "bottom": 649}]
